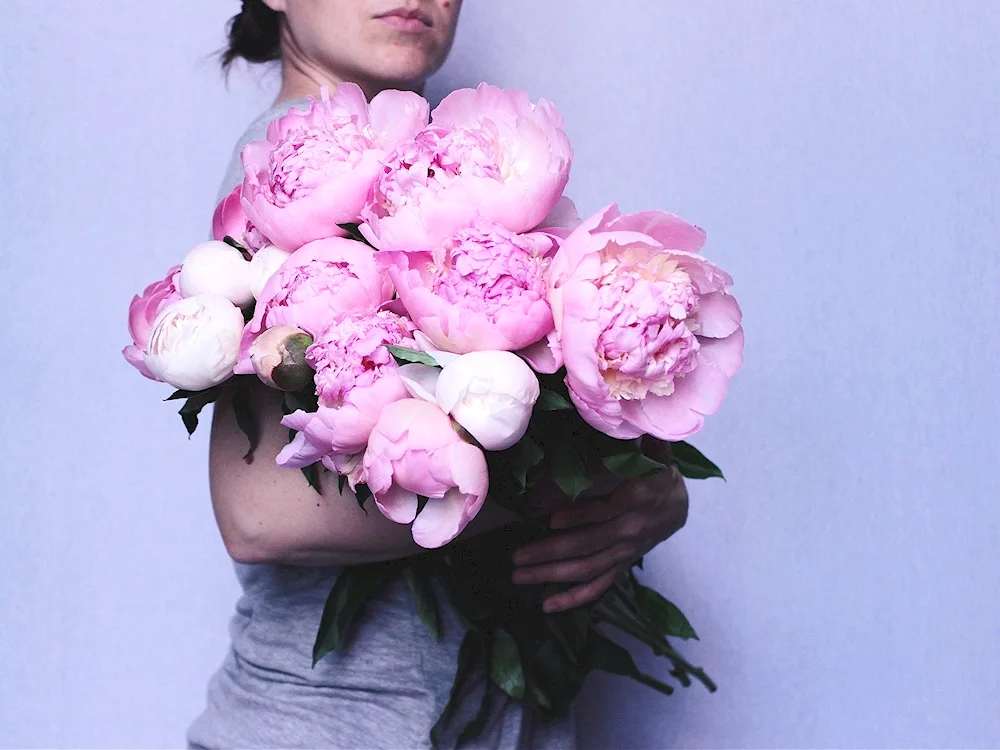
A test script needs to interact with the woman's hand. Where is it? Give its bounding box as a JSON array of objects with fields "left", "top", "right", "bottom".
[{"left": 511, "top": 452, "right": 689, "bottom": 613}]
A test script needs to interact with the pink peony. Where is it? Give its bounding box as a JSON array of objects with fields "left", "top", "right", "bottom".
[
  {"left": 235, "top": 236, "right": 394, "bottom": 374},
  {"left": 308, "top": 311, "right": 414, "bottom": 408},
  {"left": 276, "top": 311, "right": 414, "bottom": 468},
  {"left": 361, "top": 84, "right": 572, "bottom": 252},
  {"left": 212, "top": 186, "right": 271, "bottom": 252},
  {"left": 278, "top": 311, "right": 415, "bottom": 468},
  {"left": 548, "top": 205, "right": 744, "bottom": 441},
  {"left": 122, "top": 266, "right": 182, "bottom": 380},
  {"left": 240, "top": 84, "right": 429, "bottom": 251},
  {"left": 363, "top": 398, "right": 489, "bottom": 549},
  {"left": 378, "top": 222, "right": 556, "bottom": 354}
]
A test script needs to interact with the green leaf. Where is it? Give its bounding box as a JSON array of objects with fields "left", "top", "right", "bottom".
[
  {"left": 509, "top": 436, "right": 544, "bottom": 490},
  {"left": 586, "top": 631, "right": 674, "bottom": 696},
  {"left": 313, "top": 565, "right": 394, "bottom": 665},
  {"left": 165, "top": 388, "right": 206, "bottom": 402},
  {"left": 337, "top": 222, "right": 368, "bottom": 243},
  {"left": 431, "top": 630, "right": 482, "bottom": 750},
  {"left": 529, "top": 639, "right": 587, "bottom": 711},
  {"left": 282, "top": 389, "right": 319, "bottom": 415},
  {"left": 354, "top": 483, "right": 373, "bottom": 510},
  {"left": 549, "top": 442, "right": 593, "bottom": 500},
  {"left": 603, "top": 450, "right": 667, "bottom": 479},
  {"left": 301, "top": 463, "right": 322, "bottom": 494},
  {"left": 176, "top": 385, "right": 226, "bottom": 436},
  {"left": 416, "top": 494, "right": 430, "bottom": 517},
  {"left": 456, "top": 684, "right": 493, "bottom": 750},
  {"left": 634, "top": 584, "right": 699, "bottom": 640},
  {"left": 536, "top": 389, "right": 573, "bottom": 411},
  {"left": 231, "top": 378, "right": 258, "bottom": 463},
  {"left": 490, "top": 629, "right": 526, "bottom": 700},
  {"left": 526, "top": 682, "right": 554, "bottom": 713},
  {"left": 670, "top": 440, "right": 725, "bottom": 480},
  {"left": 404, "top": 567, "right": 441, "bottom": 640},
  {"left": 386, "top": 345, "right": 439, "bottom": 367},
  {"left": 221, "top": 235, "right": 251, "bottom": 260}
]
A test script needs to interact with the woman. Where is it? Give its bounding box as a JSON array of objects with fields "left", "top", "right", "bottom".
[{"left": 188, "top": 2, "right": 691, "bottom": 747}]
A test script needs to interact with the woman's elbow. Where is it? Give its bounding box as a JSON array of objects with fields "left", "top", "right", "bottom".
[{"left": 216, "top": 505, "right": 284, "bottom": 565}]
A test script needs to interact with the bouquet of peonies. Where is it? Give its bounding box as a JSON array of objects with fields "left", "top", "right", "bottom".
[{"left": 124, "top": 82, "right": 743, "bottom": 746}]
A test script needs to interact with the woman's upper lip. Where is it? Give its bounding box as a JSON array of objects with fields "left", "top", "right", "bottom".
[{"left": 375, "top": 7, "right": 433, "bottom": 26}]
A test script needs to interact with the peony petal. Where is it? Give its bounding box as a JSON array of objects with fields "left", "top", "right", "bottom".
[
  {"left": 413, "top": 330, "right": 460, "bottom": 366},
  {"left": 607, "top": 210, "right": 707, "bottom": 253},
  {"left": 569, "top": 385, "right": 640, "bottom": 439},
  {"left": 622, "top": 359, "right": 732, "bottom": 441},
  {"left": 397, "top": 364, "right": 441, "bottom": 403},
  {"left": 697, "top": 291, "right": 743, "bottom": 338},
  {"left": 212, "top": 186, "right": 247, "bottom": 243},
  {"left": 369, "top": 89, "right": 431, "bottom": 151},
  {"left": 410, "top": 443, "right": 487, "bottom": 549},
  {"left": 330, "top": 82, "right": 371, "bottom": 128},
  {"left": 410, "top": 489, "right": 469, "bottom": 549},
  {"left": 518, "top": 332, "right": 563, "bottom": 374},
  {"left": 375, "top": 484, "right": 419, "bottom": 524},
  {"left": 699, "top": 328, "right": 745, "bottom": 378},
  {"left": 275, "top": 431, "right": 327, "bottom": 469},
  {"left": 620, "top": 394, "right": 704, "bottom": 442},
  {"left": 535, "top": 195, "right": 582, "bottom": 233},
  {"left": 122, "top": 345, "right": 158, "bottom": 381}
]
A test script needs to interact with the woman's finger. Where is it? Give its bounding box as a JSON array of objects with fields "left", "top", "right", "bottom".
[
  {"left": 549, "top": 496, "right": 622, "bottom": 530},
  {"left": 541, "top": 565, "right": 624, "bottom": 613},
  {"left": 513, "top": 522, "right": 617, "bottom": 567},
  {"left": 512, "top": 542, "right": 634, "bottom": 586}
]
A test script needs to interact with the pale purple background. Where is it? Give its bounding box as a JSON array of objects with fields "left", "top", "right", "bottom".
[{"left": 2, "top": 1, "right": 998, "bottom": 748}]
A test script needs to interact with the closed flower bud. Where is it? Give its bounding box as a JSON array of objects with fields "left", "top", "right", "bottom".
[
  {"left": 248, "top": 245, "right": 292, "bottom": 300},
  {"left": 249, "top": 324, "right": 314, "bottom": 391},
  {"left": 434, "top": 350, "right": 540, "bottom": 451},
  {"left": 178, "top": 240, "right": 254, "bottom": 308}
]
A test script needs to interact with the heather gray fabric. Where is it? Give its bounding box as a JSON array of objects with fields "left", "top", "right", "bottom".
[{"left": 186, "top": 100, "right": 577, "bottom": 750}]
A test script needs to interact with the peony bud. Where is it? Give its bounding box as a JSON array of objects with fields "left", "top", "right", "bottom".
[
  {"left": 143, "top": 294, "right": 245, "bottom": 391},
  {"left": 434, "top": 350, "right": 540, "bottom": 451},
  {"left": 248, "top": 244, "right": 292, "bottom": 300},
  {"left": 178, "top": 241, "right": 254, "bottom": 308},
  {"left": 249, "top": 324, "right": 315, "bottom": 391}
]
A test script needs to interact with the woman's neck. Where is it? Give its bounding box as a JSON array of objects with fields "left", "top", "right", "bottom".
[
  {"left": 272, "top": 33, "right": 346, "bottom": 104},
  {"left": 272, "top": 29, "right": 424, "bottom": 105}
]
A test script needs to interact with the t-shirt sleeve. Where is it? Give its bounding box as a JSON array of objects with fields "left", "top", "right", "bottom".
[{"left": 215, "top": 99, "right": 312, "bottom": 204}]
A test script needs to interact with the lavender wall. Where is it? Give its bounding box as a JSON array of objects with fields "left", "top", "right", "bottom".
[{"left": 2, "top": 1, "right": 998, "bottom": 747}]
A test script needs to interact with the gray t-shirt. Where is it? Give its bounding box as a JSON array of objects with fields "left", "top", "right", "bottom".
[{"left": 185, "top": 101, "right": 577, "bottom": 750}]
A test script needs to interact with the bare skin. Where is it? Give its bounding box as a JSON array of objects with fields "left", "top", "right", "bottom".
[{"left": 211, "top": 0, "right": 690, "bottom": 611}]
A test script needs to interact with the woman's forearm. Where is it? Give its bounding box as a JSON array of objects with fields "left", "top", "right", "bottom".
[{"left": 209, "top": 380, "right": 519, "bottom": 567}]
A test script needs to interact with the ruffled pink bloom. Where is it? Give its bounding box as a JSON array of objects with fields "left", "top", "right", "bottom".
[
  {"left": 361, "top": 83, "right": 572, "bottom": 252},
  {"left": 363, "top": 398, "right": 489, "bottom": 549},
  {"left": 235, "top": 236, "right": 395, "bottom": 374},
  {"left": 240, "top": 83, "right": 430, "bottom": 251},
  {"left": 379, "top": 223, "right": 556, "bottom": 354},
  {"left": 276, "top": 312, "right": 414, "bottom": 468},
  {"left": 122, "top": 266, "right": 182, "bottom": 380},
  {"left": 548, "top": 204, "right": 744, "bottom": 441},
  {"left": 212, "top": 186, "right": 270, "bottom": 252},
  {"left": 308, "top": 311, "right": 415, "bottom": 407}
]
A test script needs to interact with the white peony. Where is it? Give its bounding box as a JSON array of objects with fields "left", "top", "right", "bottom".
[
  {"left": 143, "top": 294, "right": 245, "bottom": 391},
  {"left": 177, "top": 240, "right": 254, "bottom": 307},
  {"left": 398, "top": 350, "right": 540, "bottom": 451},
  {"left": 248, "top": 244, "right": 292, "bottom": 300}
]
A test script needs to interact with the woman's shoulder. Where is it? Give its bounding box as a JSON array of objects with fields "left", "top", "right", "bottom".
[{"left": 216, "top": 96, "right": 313, "bottom": 202}]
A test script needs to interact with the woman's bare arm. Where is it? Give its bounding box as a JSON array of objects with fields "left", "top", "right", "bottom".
[{"left": 209, "top": 380, "right": 518, "bottom": 566}]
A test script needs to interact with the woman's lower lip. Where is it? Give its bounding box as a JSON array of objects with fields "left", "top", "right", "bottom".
[{"left": 377, "top": 15, "right": 430, "bottom": 32}]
